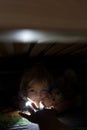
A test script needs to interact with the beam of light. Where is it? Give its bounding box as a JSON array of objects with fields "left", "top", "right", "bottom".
[{"left": 0, "top": 29, "right": 87, "bottom": 43}]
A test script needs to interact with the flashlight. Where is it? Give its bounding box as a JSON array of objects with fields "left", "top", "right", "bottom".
[
  {"left": 25, "top": 97, "right": 45, "bottom": 112},
  {"left": 25, "top": 98, "right": 32, "bottom": 107},
  {"left": 25, "top": 97, "right": 38, "bottom": 112}
]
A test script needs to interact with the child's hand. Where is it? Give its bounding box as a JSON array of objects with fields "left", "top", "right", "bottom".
[
  {"left": 19, "top": 101, "right": 71, "bottom": 130},
  {"left": 19, "top": 101, "right": 55, "bottom": 123}
]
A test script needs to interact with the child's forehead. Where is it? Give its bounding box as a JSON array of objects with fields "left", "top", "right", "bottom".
[{"left": 27, "top": 80, "right": 48, "bottom": 88}]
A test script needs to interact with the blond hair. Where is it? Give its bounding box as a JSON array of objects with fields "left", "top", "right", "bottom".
[{"left": 19, "top": 63, "right": 53, "bottom": 99}]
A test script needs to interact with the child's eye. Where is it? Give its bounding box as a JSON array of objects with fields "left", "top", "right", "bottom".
[
  {"left": 31, "top": 89, "right": 34, "bottom": 92},
  {"left": 28, "top": 89, "right": 35, "bottom": 92}
]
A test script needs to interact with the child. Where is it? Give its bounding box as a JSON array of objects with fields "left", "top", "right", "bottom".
[{"left": 19, "top": 63, "right": 54, "bottom": 109}]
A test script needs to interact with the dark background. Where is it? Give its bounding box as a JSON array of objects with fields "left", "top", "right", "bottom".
[{"left": 0, "top": 54, "right": 87, "bottom": 109}]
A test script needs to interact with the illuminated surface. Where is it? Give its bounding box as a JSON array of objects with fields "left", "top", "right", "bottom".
[
  {"left": 0, "top": 107, "right": 39, "bottom": 130},
  {"left": 0, "top": 29, "right": 87, "bottom": 43}
]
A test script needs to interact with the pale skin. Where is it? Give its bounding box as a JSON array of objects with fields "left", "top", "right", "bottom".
[
  {"left": 27, "top": 80, "right": 52, "bottom": 106},
  {"left": 26, "top": 80, "right": 70, "bottom": 112},
  {"left": 19, "top": 80, "right": 72, "bottom": 130}
]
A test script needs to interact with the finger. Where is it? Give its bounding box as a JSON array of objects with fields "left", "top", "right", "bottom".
[
  {"left": 47, "top": 106, "right": 54, "bottom": 110},
  {"left": 19, "top": 112, "right": 36, "bottom": 123},
  {"left": 19, "top": 112, "right": 30, "bottom": 119},
  {"left": 41, "top": 101, "right": 46, "bottom": 107},
  {"left": 39, "top": 101, "right": 45, "bottom": 110},
  {"left": 26, "top": 98, "right": 38, "bottom": 112},
  {"left": 26, "top": 100, "right": 35, "bottom": 113},
  {"left": 31, "top": 102, "right": 38, "bottom": 110}
]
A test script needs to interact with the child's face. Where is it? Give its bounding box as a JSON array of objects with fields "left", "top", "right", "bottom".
[{"left": 27, "top": 81, "right": 49, "bottom": 105}]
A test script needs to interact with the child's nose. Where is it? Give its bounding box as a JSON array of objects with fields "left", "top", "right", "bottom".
[
  {"left": 35, "top": 95, "right": 41, "bottom": 105},
  {"left": 36, "top": 92, "right": 44, "bottom": 102},
  {"left": 36, "top": 93, "right": 41, "bottom": 99},
  {"left": 36, "top": 92, "right": 41, "bottom": 96}
]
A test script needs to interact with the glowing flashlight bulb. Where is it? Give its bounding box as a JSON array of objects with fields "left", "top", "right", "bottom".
[
  {"left": 25, "top": 101, "right": 31, "bottom": 107},
  {"left": 25, "top": 97, "right": 33, "bottom": 108}
]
